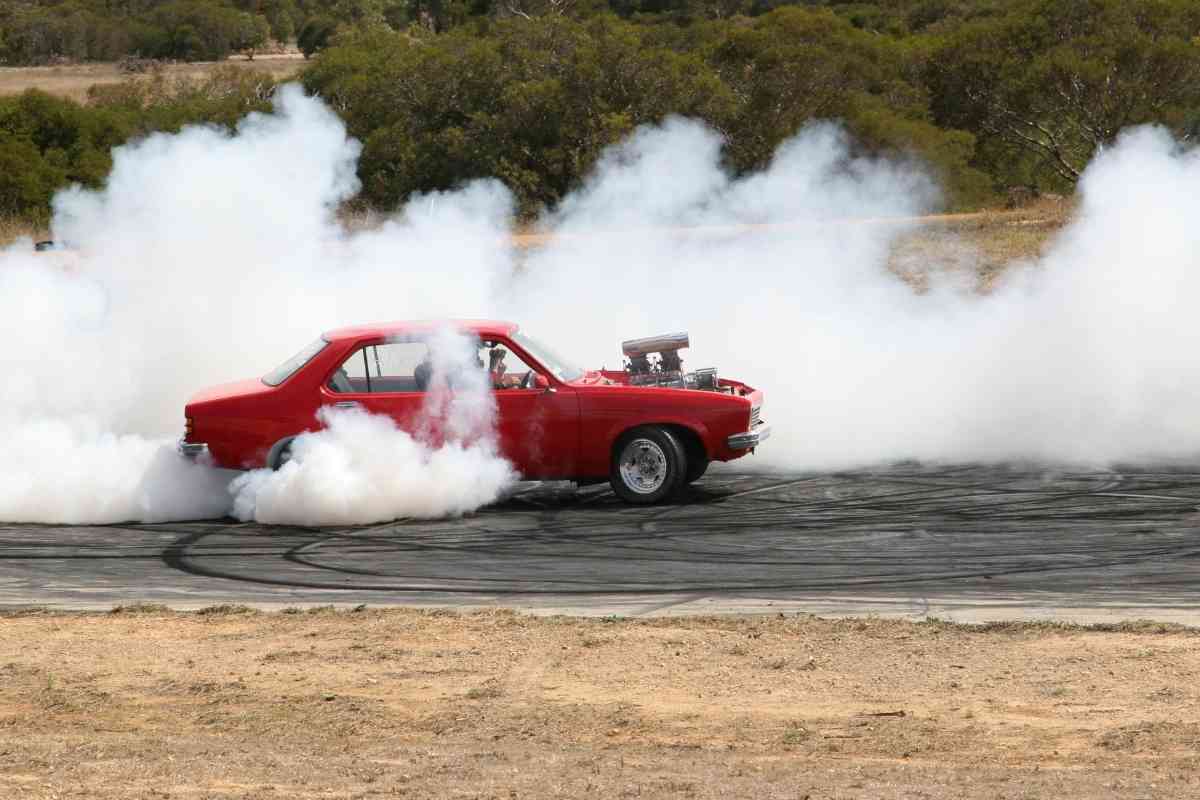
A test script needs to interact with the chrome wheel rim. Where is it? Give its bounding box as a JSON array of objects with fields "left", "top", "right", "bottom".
[{"left": 619, "top": 438, "right": 669, "bottom": 494}]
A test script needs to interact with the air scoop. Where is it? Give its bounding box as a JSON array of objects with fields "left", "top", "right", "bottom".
[
  {"left": 622, "top": 332, "right": 690, "bottom": 357},
  {"left": 621, "top": 331, "right": 721, "bottom": 390}
]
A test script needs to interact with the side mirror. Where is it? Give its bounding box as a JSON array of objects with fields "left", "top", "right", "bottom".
[{"left": 534, "top": 373, "right": 551, "bottom": 390}]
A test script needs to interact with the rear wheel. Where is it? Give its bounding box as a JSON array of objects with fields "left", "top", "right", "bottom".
[
  {"left": 268, "top": 437, "right": 296, "bottom": 471},
  {"left": 610, "top": 427, "right": 688, "bottom": 504}
]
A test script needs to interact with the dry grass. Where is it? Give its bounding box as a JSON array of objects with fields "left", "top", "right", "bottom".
[
  {"left": 0, "top": 216, "right": 45, "bottom": 247},
  {"left": 5, "top": 190, "right": 1073, "bottom": 272},
  {"left": 1, "top": 607, "right": 1197, "bottom": 799},
  {"left": 889, "top": 195, "right": 1074, "bottom": 290},
  {"left": 507, "top": 197, "right": 1074, "bottom": 286},
  {"left": 0, "top": 54, "right": 304, "bottom": 103}
]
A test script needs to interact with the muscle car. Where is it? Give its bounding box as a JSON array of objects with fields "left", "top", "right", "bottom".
[{"left": 181, "top": 320, "right": 769, "bottom": 504}]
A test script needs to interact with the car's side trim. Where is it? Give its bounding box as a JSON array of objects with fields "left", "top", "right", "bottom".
[{"left": 727, "top": 424, "right": 771, "bottom": 451}]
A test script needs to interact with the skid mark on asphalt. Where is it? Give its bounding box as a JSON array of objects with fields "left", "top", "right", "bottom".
[{"left": 3, "top": 464, "right": 1200, "bottom": 610}]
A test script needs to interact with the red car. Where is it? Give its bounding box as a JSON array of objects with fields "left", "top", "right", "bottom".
[{"left": 180, "top": 321, "right": 769, "bottom": 504}]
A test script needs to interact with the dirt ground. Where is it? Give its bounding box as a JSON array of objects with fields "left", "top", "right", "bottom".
[
  {"left": 1, "top": 607, "right": 1197, "bottom": 799},
  {"left": 509, "top": 197, "right": 1074, "bottom": 287},
  {"left": 0, "top": 216, "right": 45, "bottom": 247},
  {"left": 0, "top": 54, "right": 304, "bottom": 102},
  {"left": 6, "top": 201, "right": 1072, "bottom": 275},
  {"left": 887, "top": 197, "right": 1073, "bottom": 291}
]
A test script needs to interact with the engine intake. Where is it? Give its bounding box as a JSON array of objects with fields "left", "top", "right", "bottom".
[{"left": 621, "top": 331, "right": 721, "bottom": 390}]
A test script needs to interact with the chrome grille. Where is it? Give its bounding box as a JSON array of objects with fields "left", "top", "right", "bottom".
[{"left": 750, "top": 406, "right": 762, "bottom": 427}]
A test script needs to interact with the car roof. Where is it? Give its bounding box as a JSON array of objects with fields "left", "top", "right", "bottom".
[{"left": 321, "top": 319, "right": 519, "bottom": 343}]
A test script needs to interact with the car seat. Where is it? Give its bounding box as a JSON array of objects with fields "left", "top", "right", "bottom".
[
  {"left": 328, "top": 368, "right": 354, "bottom": 393},
  {"left": 414, "top": 360, "right": 432, "bottom": 391}
]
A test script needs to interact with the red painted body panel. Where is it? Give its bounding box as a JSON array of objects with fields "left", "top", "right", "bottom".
[{"left": 183, "top": 321, "right": 763, "bottom": 478}]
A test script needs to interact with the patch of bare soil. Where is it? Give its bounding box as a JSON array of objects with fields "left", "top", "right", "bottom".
[
  {"left": 1, "top": 607, "right": 1197, "bottom": 799},
  {"left": 888, "top": 196, "right": 1074, "bottom": 291},
  {"left": 0, "top": 216, "right": 45, "bottom": 248},
  {"left": 507, "top": 197, "right": 1072, "bottom": 288},
  {"left": 0, "top": 55, "right": 303, "bottom": 102}
]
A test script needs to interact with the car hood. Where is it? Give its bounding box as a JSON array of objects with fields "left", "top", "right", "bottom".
[
  {"left": 568, "top": 370, "right": 621, "bottom": 386},
  {"left": 571, "top": 369, "right": 761, "bottom": 401}
]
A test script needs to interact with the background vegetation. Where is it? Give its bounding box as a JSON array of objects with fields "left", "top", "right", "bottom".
[{"left": 1, "top": 0, "right": 1198, "bottom": 225}]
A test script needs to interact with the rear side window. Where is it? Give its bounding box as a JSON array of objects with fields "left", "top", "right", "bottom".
[
  {"left": 263, "top": 337, "right": 328, "bottom": 387},
  {"left": 329, "top": 341, "right": 432, "bottom": 393}
]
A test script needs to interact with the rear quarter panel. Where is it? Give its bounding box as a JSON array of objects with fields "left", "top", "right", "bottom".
[
  {"left": 185, "top": 340, "right": 354, "bottom": 469},
  {"left": 190, "top": 394, "right": 299, "bottom": 469}
]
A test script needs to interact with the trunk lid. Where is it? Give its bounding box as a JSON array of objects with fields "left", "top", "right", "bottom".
[{"left": 186, "top": 378, "right": 274, "bottom": 407}]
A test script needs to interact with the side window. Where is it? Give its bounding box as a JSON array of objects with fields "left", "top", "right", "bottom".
[
  {"left": 328, "top": 341, "right": 431, "bottom": 393},
  {"left": 482, "top": 340, "right": 539, "bottom": 390}
]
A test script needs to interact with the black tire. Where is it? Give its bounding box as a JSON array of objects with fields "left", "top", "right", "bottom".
[
  {"left": 675, "top": 431, "right": 709, "bottom": 484},
  {"left": 609, "top": 426, "right": 688, "bottom": 504},
  {"left": 269, "top": 438, "right": 295, "bottom": 471}
]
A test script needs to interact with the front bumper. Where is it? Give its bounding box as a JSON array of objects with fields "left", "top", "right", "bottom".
[
  {"left": 727, "top": 424, "right": 771, "bottom": 451},
  {"left": 177, "top": 439, "right": 209, "bottom": 459}
]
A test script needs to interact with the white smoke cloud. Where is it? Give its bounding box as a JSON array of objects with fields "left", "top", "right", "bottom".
[
  {"left": 943, "top": 126, "right": 1200, "bottom": 463},
  {"left": 0, "top": 416, "right": 229, "bottom": 524},
  {"left": 0, "top": 85, "right": 516, "bottom": 525},
  {"left": 512, "top": 121, "right": 1200, "bottom": 468},
  {"left": 229, "top": 409, "right": 515, "bottom": 525},
  {"left": 1, "top": 86, "right": 1197, "bottom": 527},
  {"left": 508, "top": 119, "right": 946, "bottom": 465}
]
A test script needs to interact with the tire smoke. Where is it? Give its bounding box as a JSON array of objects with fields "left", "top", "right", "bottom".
[
  {"left": 0, "top": 86, "right": 515, "bottom": 525},
  {"left": 513, "top": 122, "right": 1200, "bottom": 467},
  {"left": 1, "top": 86, "right": 1196, "bottom": 526}
]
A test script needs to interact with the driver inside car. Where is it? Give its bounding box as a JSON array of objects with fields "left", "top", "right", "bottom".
[{"left": 487, "top": 346, "right": 523, "bottom": 389}]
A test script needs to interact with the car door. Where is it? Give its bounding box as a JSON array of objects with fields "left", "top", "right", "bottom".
[
  {"left": 319, "top": 334, "right": 580, "bottom": 476},
  {"left": 487, "top": 337, "right": 580, "bottom": 478},
  {"left": 319, "top": 337, "right": 429, "bottom": 436}
]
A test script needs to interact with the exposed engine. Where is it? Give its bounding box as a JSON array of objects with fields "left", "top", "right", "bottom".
[{"left": 622, "top": 332, "right": 725, "bottom": 391}]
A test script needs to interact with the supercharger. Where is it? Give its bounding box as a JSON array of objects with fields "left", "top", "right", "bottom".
[{"left": 621, "top": 332, "right": 722, "bottom": 391}]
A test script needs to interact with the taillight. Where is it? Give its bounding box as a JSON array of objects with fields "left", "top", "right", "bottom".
[{"left": 185, "top": 416, "right": 195, "bottom": 439}]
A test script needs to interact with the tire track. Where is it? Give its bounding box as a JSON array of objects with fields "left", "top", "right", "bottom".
[{"left": 2, "top": 464, "right": 1200, "bottom": 610}]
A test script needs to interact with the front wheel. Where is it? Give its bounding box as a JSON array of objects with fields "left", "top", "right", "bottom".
[{"left": 610, "top": 427, "right": 688, "bottom": 504}]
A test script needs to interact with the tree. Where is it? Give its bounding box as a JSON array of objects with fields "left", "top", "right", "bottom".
[
  {"left": 0, "top": 90, "right": 136, "bottom": 221},
  {"left": 925, "top": 0, "right": 1200, "bottom": 187},
  {"left": 707, "top": 7, "right": 990, "bottom": 205},
  {"left": 238, "top": 14, "right": 272, "bottom": 57},
  {"left": 0, "top": 135, "right": 65, "bottom": 220},
  {"left": 263, "top": 0, "right": 297, "bottom": 42},
  {"left": 298, "top": 16, "right": 337, "bottom": 57},
  {"left": 303, "top": 17, "right": 734, "bottom": 213}
]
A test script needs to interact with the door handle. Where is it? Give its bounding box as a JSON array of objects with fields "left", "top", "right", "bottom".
[{"left": 333, "top": 401, "right": 360, "bottom": 409}]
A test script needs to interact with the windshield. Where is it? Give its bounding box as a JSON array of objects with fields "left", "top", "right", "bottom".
[
  {"left": 263, "top": 337, "right": 328, "bottom": 386},
  {"left": 512, "top": 331, "right": 584, "bottom": 382}
]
